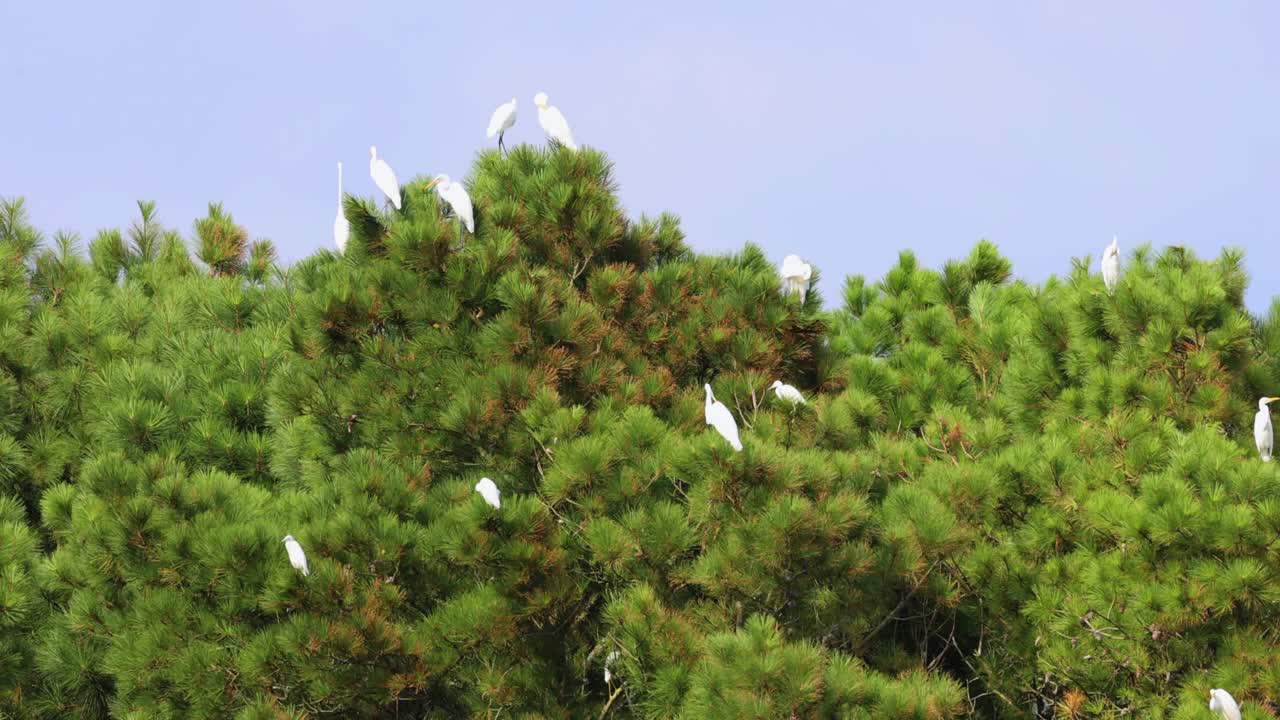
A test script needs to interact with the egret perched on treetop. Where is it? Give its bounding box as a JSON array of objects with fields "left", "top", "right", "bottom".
[
  {"left": 770, "top": 380, "right": 805, "bottom": 405},
  {"left": 780, "top": 255, "right": 813, "bottom": 303},
  {"left": 426, "top": 174, "right": 474, "bottom": 234},
  {"left": 1209, "top": 688, "right": 1241, "bottom": 720},
  {"left": 475, "top": 477, "right": 501, "bottom": 509},
  {"left": 534, "top": 92, "right": 577, "bottom": 151},
  {"left": 282, "top": 535, "right": 309, "bottom": 576},
  {"left": 1101, "top": 236, "right": 1120, "bottom": 294},
  {"left": 369, "top": 146, "right": 401, "bottom": 210},
  {"left": 333, "top": 162, "right": 350, "bottom": 254},
  {"left": 1255, "top": 397, "right": 1278, "bottom": 462},
  {"left": 488, "top": 97, "right": 517, "bottom": 152},
  {"left": 704, "top": 383, "right": 742, "bottom": 451}
]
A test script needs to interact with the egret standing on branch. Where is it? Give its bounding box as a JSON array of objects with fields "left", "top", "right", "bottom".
[
  {"left": 604, "top": 650, "right": 620, "bottom": 685},
  {"left": 488, "top": 98, "right": 517, "bottom": 152},
  {"left": 282, "top": 534, "right": 309, "bottom": 576},
  {"left": 475, "top": 477, "right": 501, "bottom": 509},
  {"left": 704, "top": 383, "right": 742, "bottom": 451},
  {"left": 369, "top": 146, "right": 401, "bottom": 210},
  {"left": 780, "top": 255, "right": 813, "bottom": 303},
  {"left": 1210, "top": 689, "right": 1241, "bottom": 720},
  {"left": 427, "top": 174, "right": 475, "bottom": 234},
  {"left": 1101, "top": 236, "right": 1120, "bottom": 294},
  {"left": 770, "top": 380, "right": 805, "bottom": 405},
  {"left": 334, "top": 162, "right": 350, "bottom": 254},
  {"left": 1255, "top": 397, "right": 1277, "bottom": 461},
  {"left": 534, "top": 92, "right": 577, "bottom": 151}
]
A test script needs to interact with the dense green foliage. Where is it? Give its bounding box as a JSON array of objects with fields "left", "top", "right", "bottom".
[{"left": 2, "top": 144, "right": 1279, "bottom": 719}]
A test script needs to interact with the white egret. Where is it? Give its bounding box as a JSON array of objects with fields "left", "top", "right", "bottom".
[
  {"left": 427, "top": 174, "right": 474, "bottom": 234},
  {"left": 1255, "top": 397, "right": 1278, "bottom": 462},
  {"left": 704, "top": 383, "right": 742, "bottom": 451},
  {"left": 1209, "top": 688, "right": 1241, "bottom": 720},
  {"left": 369, "top": 146, "right": 401, "bottom": 210},
  {"left": 604, "top": 650, "right": 620, "bottom": 685},
  {"left": 1101, "top": 236, "right": 1120, "bottom": 294},
  {"left": 534, "top": 92, "right": 577, "bottom": 151},
  {"left": 334, "top": 162, "right": 350, "bottom": 254},
  {"left": 780, "top": 255, "right": 813, "bottom": 303},
  {"left": 488, "top": 97, "right": 517, "bottom": 152},
  {"left": 770, "top": 380, "right": 805, "bottom": 405},
  {"left": 475, "top": 477, "right": 501, "bottom": 509},
  {"left": 282, "top": 534, "right": 309, "bottom": 576}
]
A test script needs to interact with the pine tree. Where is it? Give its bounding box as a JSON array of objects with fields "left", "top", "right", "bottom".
[
  {"left": 3, "top": 143, "right": 1280, "bottom": 720},
  {"left": 825, "top": 241, "right": 1280, "bottom": 717},
  {"left": 261, "top": 145, "right": 845, "bottom": 716}
]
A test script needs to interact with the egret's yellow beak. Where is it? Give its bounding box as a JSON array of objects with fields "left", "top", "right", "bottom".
[
  {"left": 1270, "top": 397, "right": 1280, "bottom": 403},
  {"left": 424, "top": 179, "right": 439, "bottom": 191}
]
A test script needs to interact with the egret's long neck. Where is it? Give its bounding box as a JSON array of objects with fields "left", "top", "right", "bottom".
[{"left": 705, "top": 387, "right": 713, "bottom": 408}]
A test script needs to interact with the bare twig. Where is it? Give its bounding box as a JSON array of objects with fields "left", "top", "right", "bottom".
[{"left": 599, "top": 685, "right": 625, "bottom": 720}]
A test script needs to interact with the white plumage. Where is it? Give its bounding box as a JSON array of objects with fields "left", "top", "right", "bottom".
[
  {"left": 430, "top": 174, "right": 474, "bottom": 233},
  {"left": 369, "top": 146, "right": 401, "bottom": 210},
  {"left": 488, "top": 98, "right": 517, "bottom": 151},
  {"left": 333, "top": 162, "right": 350, "bottom": 254},
  {"left": 779, "top": 254, "right": 813, "bottom": 303},
  {"left": 534, "top": 92, "right": 577, "bottom": 151},
  {"left": 475, "top": 477, "right": 501, "bottom": 509},
  {"left": 770, "top": 380, "right": 805, "bottom": 405},
  {"left": 703, "top": 383, "right": 742, "bottom": 451},
  {"left": 1255, "top": 397, "right": 1277, "bottom": 462},
  {"left": 1101, "top": 236, "right": 1120, "bottom": 294},
  {"left": 282, "top": 534, "right": 309, "bottom": 576},
  {"left": 604, "top": 650, "right": 620, "bottom": 685},
  {"left": 1210, "top": 688, "right": 1241, "bottom": 720}
]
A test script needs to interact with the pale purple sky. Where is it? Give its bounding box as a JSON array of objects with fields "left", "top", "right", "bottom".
[{"left": 2, "top": 1, "right": 1278, "bottom": 310}]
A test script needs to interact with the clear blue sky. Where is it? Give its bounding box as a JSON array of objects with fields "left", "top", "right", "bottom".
[{"left": 2, "top": 1, "right": 1278, "bottom": 311}]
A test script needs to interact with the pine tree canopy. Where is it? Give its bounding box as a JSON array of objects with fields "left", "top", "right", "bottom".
[{"left": 2, "top": 145, "right": 1280, "bottom": 719}]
